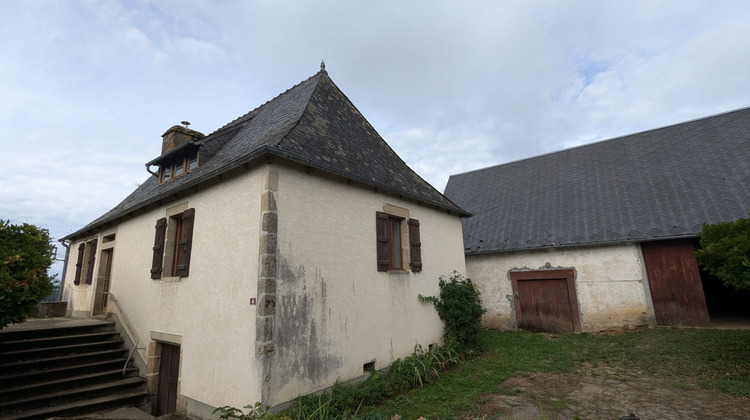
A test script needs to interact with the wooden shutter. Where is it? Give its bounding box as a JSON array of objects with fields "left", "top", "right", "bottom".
[
  {"left": 84, "top": 238, "right": 98, "bottom": 284},
  {"left": 175, "top": 208, "right": 195, "bottom": 277},
  {"left": 74, "top": 242, "right": 85, "bottom": 285},
  {"left": 376, "top": 211, "right": 390, "bottom": 271},
  {"left": 408, "top": 218, "right": 422, "bottom": 272},
  {"left": 151, "top": 218, "right": 167, "bottom": 279}
]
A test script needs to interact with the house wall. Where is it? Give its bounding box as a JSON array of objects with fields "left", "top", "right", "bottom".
[
  {"left": 466, "top": 243, "right": 653, "bottom": 332},
  {"left": 63, "top": 167, "right": 265, "bottom": 415},
  {"left": 267, "top": 164, "right": 467, "bottom": 407},
  {"left": 62, "top": 161, "right": 468, "bottom": 414}
]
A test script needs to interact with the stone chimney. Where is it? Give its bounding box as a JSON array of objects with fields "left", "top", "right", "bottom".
[{"left": 161, "top": 123, "right": 205, "bottom": 154}]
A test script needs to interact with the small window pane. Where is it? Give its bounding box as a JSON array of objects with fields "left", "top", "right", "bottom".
[
  {"left": 162, "top": 166, "right": 171, "bottom": 181},
  {"left": 188, "top": 155, "right": 198, "bottom": 170},
  {"left": 390, "top": 218, "right": 401, "bottom": 268},
  {"left": 174, "top": 161, "right": 184, "bottom": 177}
]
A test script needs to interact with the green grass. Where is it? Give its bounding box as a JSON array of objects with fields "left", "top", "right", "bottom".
[{"left": 376, "top": 328, "right": 750, "bottom": 418}]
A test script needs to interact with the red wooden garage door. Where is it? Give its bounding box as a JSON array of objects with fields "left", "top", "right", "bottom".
[
  {"left": 510, "top": 269, "right": 581, "bottom": 333},
  {"left": 641, "top": 239, "right": 710, "bottom": 326}
]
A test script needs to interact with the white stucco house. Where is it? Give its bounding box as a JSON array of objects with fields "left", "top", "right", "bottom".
[
  {"left": 60, "top": 65, "right": 468, "bottom": 417},
  {"left": 444, "top": 107, "right": 750, "bottom": 333}
]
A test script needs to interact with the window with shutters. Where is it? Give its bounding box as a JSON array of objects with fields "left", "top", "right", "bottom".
[
  {"left": 376, "top": 209, "right": 422, "bottom": 273},
  {"left": 151, "top": 208, "right": 195, "bottom": 279},
  {"left": 74, "top": 238, "right": 98, "bottom": 285}
]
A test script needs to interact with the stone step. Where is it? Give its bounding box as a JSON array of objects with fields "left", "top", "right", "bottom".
[
  {"left": 0, "top": 376, "right": 146, "bottom": 412},
  {"left": 0, "top": 358, "right": 130, "bottom": 387},
  {"left": 0, "top": 320, "right": 116, "bottom": 341},
  {"left": 0, "top": 331, "right": 120, "bottom": 352},
  {"left": 0, "top": 348, "right": 128, "bottom": 375},
  {"left": 1, "top": 389, "right": 149, "bottom": 420},
  {"left": 0, "top": 338, "right": 124, "bottom": 360},
  {"left": 0, "top": 318, "right": 150, "bottom": 419},
  {"left": 0, "top": 367, "right": 139, "bottom": 401}
]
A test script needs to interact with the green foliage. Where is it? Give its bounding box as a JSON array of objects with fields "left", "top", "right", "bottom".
[
  {"left": 0, "top": 220, "right": 56, "bottom": 329},
  {"left": 213, "top": 402, "right": 271, "bottom": 419},
  {"left": 288, "top": 343, "right": 459, "bottom": 418},
  {"left": 695, "top": 213, "right": 750, "bottom": 291},
  {"left": 419, "top": 271, "right": 486, "bottom": 352},
  {"left": 214, "top": 397, "right": 358, "bottom": 420}
]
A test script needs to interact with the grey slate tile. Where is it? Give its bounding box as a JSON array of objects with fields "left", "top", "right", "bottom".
[
  {"left": 445, "top": 107, "right": 750, "bottom": 253},
  {"left": 66, "top": 69, "right": 467, "bottom": 241}
]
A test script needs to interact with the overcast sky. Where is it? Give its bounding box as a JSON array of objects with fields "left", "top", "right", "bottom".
[{"left": 2, "top": 1, "right": 750, "bottom": 276}]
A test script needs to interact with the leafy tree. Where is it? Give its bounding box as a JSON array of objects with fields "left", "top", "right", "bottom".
[
  {"left": 419, "top": 271, "right": 486, "bottom": 353},
  {"left": 695, "top": 213, "right": 750, "bottom": 291},
  {"left": 0, "top": 220, "right": 56, "bottom": 329}
]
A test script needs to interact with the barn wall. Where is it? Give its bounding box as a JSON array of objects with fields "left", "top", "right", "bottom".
[{"left": 466, "top": 243, "right": 653, "bottom": 332}]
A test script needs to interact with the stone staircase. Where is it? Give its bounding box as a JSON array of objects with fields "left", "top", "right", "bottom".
[{"left": 0, "top": 319, "right": 149, "bottom": 419}]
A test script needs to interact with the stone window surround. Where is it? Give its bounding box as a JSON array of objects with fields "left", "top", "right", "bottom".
[{"left": 161, "top": 202, "right": 189, "bottom": 282}]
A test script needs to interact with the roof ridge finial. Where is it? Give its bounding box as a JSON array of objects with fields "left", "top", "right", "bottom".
[{"left": 320, "top": 60, "right": 326, "bottom": 73}]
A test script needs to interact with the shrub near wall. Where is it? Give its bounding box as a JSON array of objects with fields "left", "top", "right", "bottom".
[
  {"left": 695, "top": 213, "right": 750, "bottom": 291},
  {"left": 419, "top": 271, "right": 486, "bottom": 353}
]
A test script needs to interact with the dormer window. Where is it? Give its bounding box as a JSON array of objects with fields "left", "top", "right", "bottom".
[{"left": 158, "top": 152, "right": 199, "bottom": 184}]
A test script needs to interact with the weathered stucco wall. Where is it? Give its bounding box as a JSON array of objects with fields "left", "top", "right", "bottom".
[
  {"left": 466, "top": 243, "right": 652, "bottom": 332},
  {"left": 267, "top": 164, "right": 467, "bottom": 406},
  {"left": 62, "top": 160, "right": 468, "bottom": 413},
  {"left": 63, "top": 168, "right": 265, "bottom": 413}
]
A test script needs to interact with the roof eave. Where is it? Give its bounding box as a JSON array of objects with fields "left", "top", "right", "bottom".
[
  {"left": 257, "top": 146, "right": 471, "bottom": 216},
  {"left": 144, "top": 142, "right": 200, "bottom": 167},
  {"left": 464, "top": 232, "right": 700, "bottom": 255},
  {"left": 63, "top": 144, "right": 469, "bottom": 242}
]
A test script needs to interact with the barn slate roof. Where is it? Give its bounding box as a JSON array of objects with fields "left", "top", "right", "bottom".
[
  {"left": 444, "top": 107, "right": 750, "bottom": 254},
  {"left": 65, "top": 67, "right": 466, "bottom": 241}
]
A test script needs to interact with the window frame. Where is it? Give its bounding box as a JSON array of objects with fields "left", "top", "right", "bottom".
[
  {"left": 173, "top": 160, "right": 185, "bottom": 177},
  {"left": 161, "top": 166, "right": 172, "bottom": 183},
  {"left": 151, "top": 208, "right": 195, "bottom": 279},
  {"left": 376, "top": 210, "right": 421, "bottom": 272}
]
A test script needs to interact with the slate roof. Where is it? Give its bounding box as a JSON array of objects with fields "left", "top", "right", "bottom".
[
  {"left": 444, "top": 107, "right": 750, "bottom": 254},
  {"left": 65, "top": 68, "right": 466, "bottom": 241}
]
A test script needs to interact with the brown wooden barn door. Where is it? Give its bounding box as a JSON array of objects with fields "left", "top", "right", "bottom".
[
  {"left": 510, "top": 269, "right": 581, "bottom": 333},
  {"left": 156, "top": 343, "right": 181, "bottom": 416},
  {"left": 641, "top": 239, "right": 710, "bottom": 326}
]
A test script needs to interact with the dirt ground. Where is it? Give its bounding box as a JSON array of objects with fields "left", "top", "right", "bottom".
[{"left": 475, "top": 372, "right": 750, "bottom": 420}]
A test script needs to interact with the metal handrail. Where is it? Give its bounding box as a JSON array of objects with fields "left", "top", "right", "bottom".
[{"left": 103, "top": 292, "right": 145, "bottom": 375}]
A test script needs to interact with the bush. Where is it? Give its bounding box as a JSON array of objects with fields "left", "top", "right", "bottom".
[
  {"left": 419, "top": 271, "right": 486, "bottom": 353},
  {"left": 0, "top": 220, "right": 56, "bottom": 329},
  {"left": 695, "top": 213, "right": 750, "bottom": 291}
]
